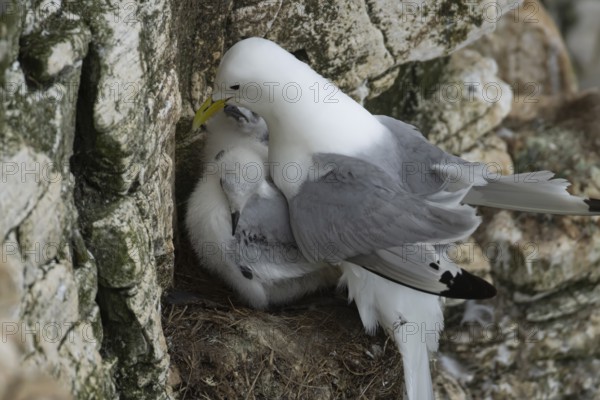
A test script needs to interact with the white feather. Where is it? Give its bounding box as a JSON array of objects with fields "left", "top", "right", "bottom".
[
  {"left": 464, "top": 172, "right": 600, "bottom": 215},
  {"left": 186, "top": 109, "right": 338, "bottom": 309},
  {"left": 340, "top": 262, "right": 443, "bottom": 400}
]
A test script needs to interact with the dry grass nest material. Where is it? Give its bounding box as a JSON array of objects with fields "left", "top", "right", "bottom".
[{"left": 163, "top": 259, "right": 406, "bottom": 400}]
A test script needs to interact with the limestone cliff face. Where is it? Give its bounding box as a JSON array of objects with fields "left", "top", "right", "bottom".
[
  {"left": 3, "top": 0, "right": 599, "bottom": 399},
  {"left": 1, "top": 0, "right": 179, "bottom": 398}
]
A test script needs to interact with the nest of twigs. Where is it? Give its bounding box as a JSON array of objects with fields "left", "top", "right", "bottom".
[{"left": 163, "top": 246, "right": 406, "bottom": 399}]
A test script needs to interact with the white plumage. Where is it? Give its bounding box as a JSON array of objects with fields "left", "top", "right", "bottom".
[
  {"left": 185, "top": 106, "right": 340, "bottom": 309},
  {"left": 340, "top": 262, "right": 442, "bottom": 400}
]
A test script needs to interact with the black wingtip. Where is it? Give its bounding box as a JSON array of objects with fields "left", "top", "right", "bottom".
[
  {"left": 584, "top": 198, "right": 600, "bottom": 213},
  {"left": 231, "top": 211, "right": 240, "bottom": 236},
  {"left": 439, "top": 269, "right": 497, "bottom": 300},
  {"left": 359, "top": 264, "right": 497, "bottom": 300}
]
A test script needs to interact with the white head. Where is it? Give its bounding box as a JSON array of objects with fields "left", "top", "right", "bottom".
[
  {"left": 212, "top": 37, "right": 327, "bottom": 121},
  {"left": 203, "top": 105, "right": 268, "bottom": 161},
  {"left": 204, "top": 38, "right": 387, "bottom": 199}
]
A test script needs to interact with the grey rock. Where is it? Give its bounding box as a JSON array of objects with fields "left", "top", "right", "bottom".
[
  {"left": 0, "top": 147, "right": 51, "bottom": 239},
  {"left": 414, "top": 49, "right": 513, "bottom": 154},
  {"left": 544, "top": 0, "right": 600, "bottom": 89},
  {"left": 471, "top": 0, "right": 578, "bottom": 121},
  {"left": 227, "top": 0, "right": 522, "bottom": 101},
  {"left": 365, "top": 49, "right": 512, "bottom": 155},
  {"left": 1, "top": 0, "right": 177, "bottom": 398},
  {"left": 0, "top": 0, "right": 21, "bottom": 87},
  {"left": 19, "top": 17, "right": 91, "bottom": 84},
  {"left": 441, "top": 90, "right": 600, "bottom": 400}
]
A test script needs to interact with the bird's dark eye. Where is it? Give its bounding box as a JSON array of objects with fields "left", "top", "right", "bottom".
[{"left": 230, "top": 84, "right": 240, "bottom": 90}]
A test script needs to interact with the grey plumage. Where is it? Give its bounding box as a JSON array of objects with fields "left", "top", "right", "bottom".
[
  {"left": 185, "top": 106, "right": 339, "bottom": 309},
  {"left": 286, "top": 113, "right": 598, "bottom": 298}
]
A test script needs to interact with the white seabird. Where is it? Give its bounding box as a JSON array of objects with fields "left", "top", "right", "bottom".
[{"left": 187, "top": 105, "right": 444, "bottom": 399}]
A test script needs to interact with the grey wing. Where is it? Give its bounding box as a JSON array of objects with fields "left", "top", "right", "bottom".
[
  {"left": 289, "top": 153, "right": 481, "bottom": 264},
  {"left": 378, "top": 116, "right": 600, "bottom": 216},
  {"left": 375, "top": 115, "right": 478, "bottom": 193},
  {"left": 350, "top": 244, "right": 496, "bottom": 299},
  {"left": 239, "top": 187, "right": 297, "bottom": 243},
  {"left": 235, "top": 185, "right": 329, "bottom": 281},
  {"left": 288, "top": 153, "right": 493, "bottom": 299}
]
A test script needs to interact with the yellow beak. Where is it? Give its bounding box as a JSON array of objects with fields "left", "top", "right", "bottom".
[{"left": 192, "top": 97, "right": 229, "bottom": 130}]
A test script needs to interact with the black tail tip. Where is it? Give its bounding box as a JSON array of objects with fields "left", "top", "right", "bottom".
[
  {"left": 440, "top": 269, "right": 497, "bottom": 300},
  {"left": 584, "top": 198, "right": 600, "bottom": 213}
]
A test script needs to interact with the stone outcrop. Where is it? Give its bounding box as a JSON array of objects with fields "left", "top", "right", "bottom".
[
  {"left": 471, "top": 0, "right": 578, "bottom": 121},
  {"left": 438, "top": 3, "right": 600, "bottom": 398},
  {"left": 440, "top": 91, "right": 600, "bottom": 396},
  {"left": 366, "top": 48, "right": 512, "bottom": 155},
  {"left": 223, "top": 0, "right": 520, "bottom": 102},
  {"left": 543, "top": 0, "right": 600, "bottom": 89}
]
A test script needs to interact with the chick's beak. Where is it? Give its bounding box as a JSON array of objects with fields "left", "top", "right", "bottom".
[
  {"left": 231, "top": 211, "right": 240, "bottom": 236},
  {"left": 192, "top": 97, "right": 230, "bottom": 129}
]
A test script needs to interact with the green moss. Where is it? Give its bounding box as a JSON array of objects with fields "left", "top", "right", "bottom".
[
  {"left": 19, "top": 16, "right": 91, "bottom": 84},
  {"left": 432, "top": 0, "right": 484, "bottom": 50},
  {"left": 364, "top": 57, "right": 449, "bottom": 134},
  {"left": 0, "top": 118, "right": 22, "bottom": 157},
  {"left": 90, "top": 226, "right": 145, "bottom": 288},
  {"left": 0, "top": 0, "right": 21, "bottom": 87},
  {"left": 97, "top": 277, "right": 172, "bottom": 400},
  {"left": 7, "top": 15, "right": 90, "bottom": 161}
]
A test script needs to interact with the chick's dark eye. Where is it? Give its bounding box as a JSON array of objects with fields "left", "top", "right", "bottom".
[{"left": 230, "top": 84, "right": 240, "bottom": 90}]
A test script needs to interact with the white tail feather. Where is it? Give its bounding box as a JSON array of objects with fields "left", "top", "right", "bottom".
[
  {"left": 340, "top": 262, "right": 443, "bottom": 400},
  {"left": 464, "top": 172, "right": 600, "bottom": 215},
  {"left": 397, "top": 327, "right": 435, "bottom": 400}
]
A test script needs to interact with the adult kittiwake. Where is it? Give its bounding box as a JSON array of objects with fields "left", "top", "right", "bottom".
[
  {"left": 194, "top": 37, "right": 600, "bottom": 301},
  {"left": 185, "top": 105, "right": 340, "bottom": 309},
  {"left": 188, "top": 105, "right": 445, "bottom": 399}
]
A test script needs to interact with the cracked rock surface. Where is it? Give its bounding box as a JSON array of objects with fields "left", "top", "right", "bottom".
[{"left": 2, "top": 0, "right": 178, "bottom": 398}]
